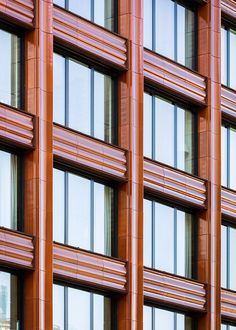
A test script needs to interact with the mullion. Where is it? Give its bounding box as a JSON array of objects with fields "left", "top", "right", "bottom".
[
  {"left": 152, "top": 0, "right": 156, "bottom": 51},
  {"left": 174, "top": 105, "right": 178, "bottom": 168},
  {"left": 65, "top": 57, "right": 69, "bottom": 127},
  {"left": 227, "top": 226, "right": 230, "bottom": 289},
  {"left": 152, "top": 306, "right": 155, "bottom": 330},
  {"left": 64, "top": 286, "right": 68, "bottom": 330},
  {"left": 65, "top": 172, "right": 68, "bottom": 245},
  {"left": 91, "top": 69, "right": 95, "bottom": 137},
  {"left": 152, "top": 96, "right": 156, "bottom": 160},
  {"left": 91, "top": 180, "right": 94, "bottom": 252},
  {"left": 174, "top": 208, "right": 177, "bottom": 275},
  {"left": 90, "top": 292, "right": 93, "bottom": 330},
  {"left": 91, "top": 0, "right": 94, "bottom": 22},
  {"left": 174, "top": 1, "right": 178, "bottom": 63},
  {"left": 227, "top": 29, "right": 230, "bottom": 87},
  {"left": 152, "top": 201, "right": 155, "bottom": 269},
  {"left": 227, "top": 127, "right": 230, "bottom": 188}
]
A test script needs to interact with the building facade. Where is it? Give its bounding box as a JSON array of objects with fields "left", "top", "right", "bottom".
[{"left": 0, "top": 0, "right": 235, "bottom": 329}]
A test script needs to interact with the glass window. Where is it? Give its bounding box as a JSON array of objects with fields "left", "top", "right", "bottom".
[
  {"left": 0, "top": 271, "right": 19, "bottom": 330},
  {"left": 53, "top": 168, "right": 115, "bottom": 256},
  {"left": 0, "top": 150, "right": 18, "bottom": 230},
  {"left": 53, "top": 0, "right": 115, "bottom": 31},
  {"left": 221, "top": 26, "right": 236, "bottom": 89},
  {"left": 144, "top": 305, "right": 193, "bottom": 330},
  {"left": 144, "top": 199, "right": 193, "bottom": 278},
  {"left": 0, "top": 28, "right": 21, "bottom": 108},
  {"left": 53, "top": 53, "right": 115, "bottom": 144},
  {"left": 221, "top": 224, "right": 236, "bottom": 291},
  {"left": 144, "top": 93, "right": 195, "bottom": 174},
  {"left": 144, "top": 0, "right": 196, "bottom": 69},
  {"left": 222, "top": 324, "right": 236, "bottom": 330},
  {"left": 53, "top": 284, "right": 112, "bottom": 330},
  {"left": 221, "top": 124, "right": 236, "bottom": 190}
]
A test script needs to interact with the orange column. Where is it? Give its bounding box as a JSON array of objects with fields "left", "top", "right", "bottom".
[
  {"left": 198, "top": 0, "right": 221, "bottom": 329},
  {"left": 23, "top": 0, "right": 53, "bottom": 328},
  {"left": 117, "top": 1, "right": 144, "bottom": 329}
]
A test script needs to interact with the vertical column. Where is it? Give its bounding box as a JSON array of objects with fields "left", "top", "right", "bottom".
[
  {"left": 198, "top": 1, "right": 221, "bottom": 329},
  {"left": 24, "top": 0, "right": 53, "bottom": 328},
  {"left": 117, "top": 1, "right": 144, "bottom": 329}
]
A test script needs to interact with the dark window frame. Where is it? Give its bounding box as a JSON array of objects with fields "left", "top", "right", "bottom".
[
  {"left": 0, "top": 20, "right": 24, "bottom": 110},
  {"left": 53, "top": 47, "right": 118, "bottom": 145},
  {"left": 144, "top": 90, "right": 198, "bottom": 176},
  {"left": 144, "top": 195, "right": 197, "bottom": 280},
  {"left": 145, "top": 0, "right": 198, "bottom": 70},
  {"left": 144, "top": 303, "right": 197, "bottom": 330},
  {"left": 53, "top": 163, "right": 118, "bottom": 257},
  {"left": 53, "top": 281, "right": 117, "bottom": 330},
  {"left": 0, "top": 145, "right": 23, "bottom": 232}
]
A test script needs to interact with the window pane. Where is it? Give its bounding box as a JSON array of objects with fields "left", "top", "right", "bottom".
[
  {"left": 94, "top": 72, "right": 113, "bottom": 143},
  {"left": 144, "top": 199, "right": 152, "bottom": 268},
  {"left": 177, "top": 211, "right": 192, "bottom": 278},
  {"left": 183, "top": 7, "right": 195, "bottom": 69},
  {"left": 93, "top": 294, "right": 111, "bottom": 330},
  {"left": 54, "top": 0, "right": 65, "bottom": 6},
  {"left": 144, "top": 93, "right": 153, "bottom": 158},
  {"left": 221, "top": 225, "right": 227, "bottom": 289},
  {"left": 144, "top": 0, "right": 153, "bottom": 49},
  {"left": 221, "top": 27, "right": 228, "bottom": 86},
  {"left": 156, "top": 0, "right": 175, "bottom": 60},
  {"left": 155, "top": 203, "right": 174, "bottom": 273},
  {"left": 229, "top": 30, "right": 236, "bottom": 89},
  {"left": 94, "top": 0, "right": 114, "bottom": 30},
  {"left": 230, "top": 128, "right": 236, "bottom": 189},
  {"left": 229, "top": 326, "right": 236, "bottom": 330},
  {"left": 0, "top": 272, "right": 18, "bottom": 330},
  {"left": 68, "top": 59, "right": 91, "bottom": 134},
  {"left": 0, "top": 151, "right": 18, "bottom": 230},
  {"left": 69, "top": 0, "right": 91, "bottom": 20},
  {"left": 53, "top": 285, "right": 64, "bottom": 330},
  {"left": 221, "top": 126, "right": 228, "bottom": 187},
  {"left": 94, "top": 183, "right": 113, "bottom": 255},
  {"left": 68, "top": 288, "right": 90, "bottom": 330},
  {"left": 155, "top": 308, "right": 174, "bottom": 329},
  {"left": 144, "top": 305, "right": 152, "bottom": 330},
  {"left": 155, "top": 97, "right": 174, "bottom": 166},
  {"left": 68, "top": 174, "right": 91, "bottom": 249},
  {"left": 177, "top": 107, "right": 194, "bottom": 173},
  {"left": 53, "top": 169, "right": 65, "bottom": 243},
  {"left": 229, "top": 227, "right": 236, "bottom": 291},
  {"left": 53, "top": 53, "right": 65, "bottom": 125},
  {"left": 221, "top": 325, "right": 227, "bottom": 330},
  {"left": 0, "top": 30, "right": 21, "bottom": 108}
]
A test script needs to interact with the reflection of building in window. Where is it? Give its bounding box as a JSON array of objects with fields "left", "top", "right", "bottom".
[{"left": 0, "top": 285, "right": 10, "bottom": 330}]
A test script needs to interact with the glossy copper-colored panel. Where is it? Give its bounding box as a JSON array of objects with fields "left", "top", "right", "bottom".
[
  {"left": 221, "top": 289, "right": 236, "bottom": 321},
  {"left": 0, "top": 103, "right": 34, "bottom": 148},
  {"left": 197, "top": 1, "right": 222, "bottom": 329},
  {"left": 144, "top": 49, "right": 206, "bottom": 105},
  {"left": 144, "top": 268, "right": 206, "bottom": 312},
  {"left": 0, "top": 228, "right": 34, "bottom": 269},
  {"left": 221, "top": 0, "right": 236, "bottom": 20},
  {"left": 53, "top": 5, "right": 127, "bottom": 70},
  {"left": 53, "top": 124, "right": 127, "bottom": 181},
  {"left": 221, "top": 85, "right": 236, "bottom": 120},
  {"left": 144, "top": 158, "right": 206, "bottom": 209},
  {"left": 23, "top": 0, "right": 53, "bottom": 329},
  {"left": 222, "top": 187, "right": 236, "bottom": 220},
  {"left": 0, "top": 0, "right": 34, "bottom": 28},
  {"left": 53, "top": 243, "right": 127, "bottom": 293}
]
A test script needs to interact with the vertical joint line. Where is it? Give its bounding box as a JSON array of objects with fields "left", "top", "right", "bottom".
[
  {"left": 91, "top": 180, "right": 94, "bottom": 252},
  {"left": 91, "top": 69, "right": 95, "bottom": 137}
]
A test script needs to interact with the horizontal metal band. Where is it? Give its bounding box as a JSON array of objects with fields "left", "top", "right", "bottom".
[
  {"left": 144, "top": 49, "right": 206, "bottom": 105},
  {"left": 0, "top": 228, "right": 34, "bottom": 270},
  {"left": 0, "top": 0, "right": 34, "bottom": 28},
  {"left": 222, "top": 289, "right": 236, "bottom": 321},
  {"left": 144, "top": 268, "right": 206, "bottom": 312},
  {"left": 0, "top": 103, "right": 34, "bottom": 149},
  {"left": 53, "top": 243, "right": 127, "bottom": 293},
  {"left": 53, "top": 5, "right": 127, "bottom": 70},
  {"left": 144, "top": 158, "right": 206, "bottom": 209}
]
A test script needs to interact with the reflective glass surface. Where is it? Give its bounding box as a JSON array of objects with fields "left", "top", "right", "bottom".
[
  {"left": 53, "top": 54, "right": 115, "bottom": 144},
  {"left": 53, "top": 168, "right": 114, "bottom": 256},
  {"left": 144, "top": 0, "right": 196, "bottom": 69},
  {"left": 0, "top": 272, "right": 19, "bottom": 330},
  {"left": 53, "top": 0, "right": 115, "bottom": 31},
  {"left": 144, "top": 199, "right": 193, "bottom": 278},
  {"left": 0, "top": 29, "right": 21, "bottom": 107},
  {"left": 53, "top": 284, "right": 112, "bottom": 330},
  {"left": 0, "top": 150, "right": 18, "bottom": 230},
  {"left": 144, "top": 305, "right": 193, "bottom": 329},
  {"left": 221, "top": 224, "right": 236, "bottom": 291},
  {"left": 144, "top": 93, "right": 195, "bottom": 174},
  {"left": 221, "top": 26, "right": 236, "bottom": 89},
  {"left": 222, "top": 325, "right": 236, "bottom": 330},
  {"left": 221, "top": 124, "right": 236, "bottom": 190}
]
